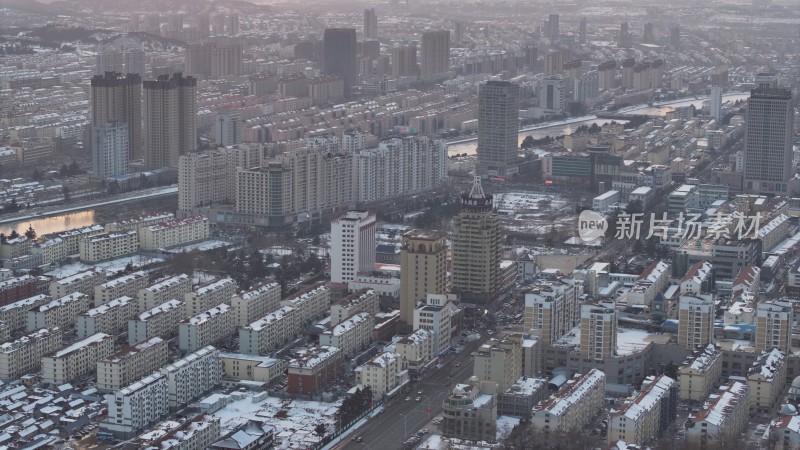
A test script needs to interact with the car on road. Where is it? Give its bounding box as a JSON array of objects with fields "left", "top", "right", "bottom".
[
  {"left": 417, "top": 390, "right": 423, "bottom": 395},
  {"left": 455, "top": 363, "right": 461, "bottom": 367},
  {"left": 405, "top": 396, "right": 411, "bottom": 401},
  {"left": 415, "top": 397, "right": 421, "bottom": 401},
  {"left": 421, "top": 429, "right": 429, "bottom": 434},
  {"left": 470, "top": 352, "right": 476, "bottom": 356}
]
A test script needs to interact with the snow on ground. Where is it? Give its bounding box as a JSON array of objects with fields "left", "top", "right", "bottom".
[
  {"left": 45, "top": 255, "right": 165, "bottom": 278},
  {"left": 164, "top": 240, "right": 233, "bottom": 254},
  {"left": 496, "top": 416, "right": 520, "bottom": 441},
  {"left": 213, "top": 391, "right": 341, "bottom": 450}
]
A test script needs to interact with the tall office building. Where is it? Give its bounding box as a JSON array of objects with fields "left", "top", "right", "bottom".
[
  {"left": 169, "top": 14, "right": 183, "bottom": 31},
  {"left": 597, "top": 60, "right": 616, "bottom": 91},
  {"left": 391, "top": 45, "right": 418, "bottom": 77},
  {"left": 451, "top": 177, "right": 501, "bottom": 304},
  {"left": 670, "top": 26, "right": 681, "bottom": 50},
  {"left": 454, "top": 22, "right": 465, "bottom": 44},
  {"left": 477, "top": 80, "right": 520, "bottom": 177},
  {"left": 677, "top": 295, "right": 714, "bottom": 350},
  {"left": 185, "top": 43, "right": 243, "bottom": 78},
  {"left": 330, "top": 211, "right": 376, "bottom": 285},
  {"left": 419, "top": 30, "right": 450, "bottom": 79},
  {"left": 547, "top": 14, "right": 559, "bottom": 41},
  {"left": 364, "top": 9, "right": 378, "bottom": 39},
  {"left": 619, "top": 22, "right": 631, "bottom": 48},
  {"left": 144, "top": 13, "right": 160, "bottom": 34},
  {"left": 399, "top": 230, "right": 447, "bottom": 326},
  {"left": 709, "top": 85, "right": 722, "bottom": 121},
  {"left": 129, "top": 14, "right": 140, "bottom": 32},
  {"left": 323, "top": 28, "right": 358, "bottom": 98},
  {"left": 227, "top": 13, "right": 239, "bottom": 36},
  {"left": 540, "top": 75, "right": 565, "bottom": 114},
  {"left": 213, "top": 14, "right": 225, "bottom": 35},
  {"left": 123, "top": 49, "right": 146, "bottom": 77},
  {"left": 142, "top": 73, "right": 197, "bottom": 169},
  {"left": 580, "top": 303, "right": 617, "bottom": 359},
  {"left": 215, "top": 110, "right": 242, "bottom": 147},
  {"left": 197, "top": 13, "right": 210, "bottom": 39},
  {"left": 91, "top": 72, "right": 142, "bottom": 161},
  {"left": 579, "top": 17, "right": 587, "bottom": 44},
  {"left": 95, "top": 50, "right": 124, "bottom": 76},
  {"left": 755, "top": 301, "right": 792, "bottom": 352},
  {"left": 643, "top": 22, "right": 654, "bottom": 43},
  {"left": 743, "top": 85, "right": 794, "bottom": 195},
  {"left": 91, "top": 122, "right": 129, "bottom": 178}
]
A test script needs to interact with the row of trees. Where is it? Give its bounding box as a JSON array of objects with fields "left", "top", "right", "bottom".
[
  {"left": 337, "top": 386, "right": 374, "bottom": 429},
  {"left": 167, "top": 246, "right": 324, "bottom": 294},
  {"left": 0, "top": 226, "right": 36, "bottom": 243}
]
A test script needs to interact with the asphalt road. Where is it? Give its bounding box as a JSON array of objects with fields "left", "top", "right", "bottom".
[{"left": 336, "top": 333, "right": 488, "bottom": 450}]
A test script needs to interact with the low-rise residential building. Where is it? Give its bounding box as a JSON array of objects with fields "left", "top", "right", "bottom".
[
  {"left": 474, "top": 336, "right": 523, "bottom": 391},
  {"left": 0, "top": 327, "right": 62, "bottom": 380},
  {"left": 356, "top": 352, "right": 409, "bottom": 401},
  {"left": 531, "top": 369, "right": 606, "bottom": 432},
  {"left": 769, "top": 415, "right": 800, "bottom": 450},
  {"left": 330, "top": 289, "right": 379, "bottom": 326},
  {"left": 746, "top": 348, "right": 786, "bottom": 412},
  {"left": 162, "top": 346, "right": 222, "bottom": 409},
  {"left": 209, "top": 419, "right": 274, "bottom": 450},
  {"left": 238, "top": 306, "right": 298, "bottom": 355},
  {"left": 138, "top": 274, "right": 192, "bottom": 311},
  {"left": 77, "top": 296, "right": 137, "bottom": 338},
  {"left": 231, "top": 282, "right": 281, "bottom": 326},
  {"left": 32, "top": 237, "right": 69, "bottom": 265},
  {"left": 102, "top": 372, "right": 170, "bottom": 439},
  {"left": 219, "top": 352, "right": 288, "bottom": 384},
  {"left": 95, "top": 271, "right": 149, "bottom": 307},
  {"left": 626, "top": 261, "right": 670, "bottom": 307},
  {"left": 128, "top": 299, "right": 187, "bottom": 345},
  {"left": 497, "top": 377, "right": 548, "bottom": 418},
  {"left": 680, "top": 261, "right": 714, "bottom": 295},
  {"left": 27, "top": 292, "right": 92, "bottom": 331},
  {"left": 442, "top": 378, "right": 499, "bottom": 443},
  {"left": 287, "top": 346, "right": 342, "bottom": 395},
  {"left": 106, "top": 212, "right": 175, "bottom": 232},
  {"left": 184, "top": 277, "right": 237, "bottom": 317},
  {"left": 129, "top": 414, "right": 221, "bottom": 449},
  {"left": 0, "top": 294, "right": 50, "bottom": 332},
  {"left": 607, "top": 375, "right": 678, "bottom": 446},
  {"left": 179, "top": 304, "right": 236, "bottom": 352},
  {"left": 49, "top": 224, "right": 105, "bottom": 255},
  {"left": 49, "top": 269, "right": 106, "bottom": 301},
  {"left": 686, "top": 381, "right": 750, "bottom": 447},
  {"left": 41, "top": 332, "right": 114, "bottom": 384},
  {"left": 319, "top": 312, "right": 374, "bottom": 358},
  {"left": 0, "top": 275, "right": 38, "bottom": 307},
  {"left": 678, "top": 344, "right": 723, "bottom": 402},
  {"left": 97, "top": 337, "right": 169, "bottom": 391},
  {"left": 79, "top": 230, "right": 139, "bottom": 262},
  {"left": 138, "top": 216, "right": 210, "bottom": 250},
  {"left": 395, "top": 328, "right": 436, "bottom": 379},
  {"left": 280, "top": 284, "right": 330, "bottom": 327}
]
